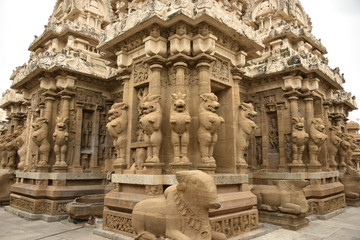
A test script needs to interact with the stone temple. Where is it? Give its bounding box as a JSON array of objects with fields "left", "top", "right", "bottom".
[{"left": 0, "top": 0, "right": 359, "bottom": 239}]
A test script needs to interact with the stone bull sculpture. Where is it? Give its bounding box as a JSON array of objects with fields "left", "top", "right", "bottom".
[{"left": 132, "top": 170, "right": 227, "bottom": 240}]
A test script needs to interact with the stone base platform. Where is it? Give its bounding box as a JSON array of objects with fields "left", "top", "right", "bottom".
[
  {"left": 9, "top": 172, "right": 107, "bottom": 220},
  {"left": 103, "top": 174, "right": 258, "bottom": 239},
  {"left": 4, "top": 205, "right": 68, "bottom": 222},
  {"left": 258, "top": 211, "right": 309, "bottom": 230},
  {"left": 251, "top": 171, "right": 345, "bottom": 216}
]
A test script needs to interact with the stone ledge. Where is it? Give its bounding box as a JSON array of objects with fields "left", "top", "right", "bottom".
[
  {"left": 251, "top": 171, "right": 339, "bottom": 180},
  {"left": 4, "top": 206, "right": 67, "bottom": 222},
  {"left": 306, "top": 207, "right": 345, "bottom": 221},
  {"left": 111, "top": 174, "right": 249, "bottom": 185},
  {"left": 15, "top": 172, "right": 106, "bottom": 180}
]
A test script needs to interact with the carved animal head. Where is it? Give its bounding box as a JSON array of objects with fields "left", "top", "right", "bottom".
[
  {"left": 239, "top": 102, "right": 257, "bottom": 120},
  {"left": 199, "top": 93, "right": 220, "bottom": 113},
  {"left": 310, "top": 118, "right": 325, "bottom": 133},
  {"left": 171, "top": 92, "right": 187, "bottom": 112},
  {"left": 141, "top": 94, "right": 161, "bottom": 114},
  {"left": 56, "top": 117, "right": 69, "bottom": 131},
  {"left": 292, "top": 117, "right": 305, "bottom": 131},
  {"left": 108, "top": 102, "right": 128, "bottom": 121},
  {"left": 176, "top": 170, "right": 220, "bottom": 210},
  {"left": 345, "top": 166, "right": 360, "bottom": 177},
  {"left": 329, "top": 126, "right": 342, "bottom": 145},
  {"left": 32, "top": 117, "right": 48, "bottom": 131}
]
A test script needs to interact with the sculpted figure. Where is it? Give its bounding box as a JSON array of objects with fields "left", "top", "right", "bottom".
[
  {"left": 132, "top": 170, "right": 227, "bottom": 240},
  {"left": 31, "top": 117, "right": 50, "bottom": 166},
  {"left": 236, "top": 102, "right": 257, "bottom": 164},
  {"left": 170, "top": 92, "right": 191, "bottom": 163},
  {"left": 139, "top": 94, "right": 162, "bottom": 163},
  {"left": 6, "top": 135, "right": 17, "bottom": 168},
  {"left": 340, "top": 166, "right": 360, "bottom": 199},
  {"left": 308, "top": 118, "right": 327, "bottom": 165},
  {"left": 291, "top": 117, "right": 308, "bottom": 164},
  {"left": 53, "top": 117, "right": 69, "bottom": 166},
  {"left": 252, "top": 180, "right": 309, "bottom": 215},
  {"left": 14, "top": 126, "right": 27, "bottom": 170},
  {"left": 328, "top": 126, "right": 342, "bottom": 167},
  {"left": 339, "top": 134, "right": 351, "bottom": 167},
  {"left": 0, "top": 136, "right": 7, "bottom": 168},
  {"left": 198, "top": 93, "right": 224, "bottom": 164},
  {"left": 106, "top": 102, "right": 128, "bottom": 164},
  {"left": 347, "top": 135, "right": 358, "bottom": 167}
]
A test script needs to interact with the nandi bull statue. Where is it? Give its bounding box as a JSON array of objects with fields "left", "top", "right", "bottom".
[
  {"left": 236, "top": 102, "right": 257, "bottom": 164},
  {"left": 132, "top": 170, "right": 227, "bottom": 240},
  {"left": 198, "top": 93, "right": 224, "bottom": 164},
  {"left": 170, "top": 92, "right": 191, "bottom": 164}
]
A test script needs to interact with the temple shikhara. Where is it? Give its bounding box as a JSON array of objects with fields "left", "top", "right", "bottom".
[{"left": 0, "top": 0, "right": 359, "bottom": 239}]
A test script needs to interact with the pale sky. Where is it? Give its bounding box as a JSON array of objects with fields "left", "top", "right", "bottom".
[{"left": 0, "top": 0, "right": 359, "bottom": 121}]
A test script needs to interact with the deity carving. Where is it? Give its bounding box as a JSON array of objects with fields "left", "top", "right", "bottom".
[
  {"left": 139, "top": 94, "right": 162, "bottom": 163},
  {"left": 170, "top": 92, "right": 191, "bottom": 164},
  {"left": 252, "top": 180, "right": 309, "bottom": 215},
  {"left": 198, "top": 93, "right": 224, "bottom": 164},
  {"left": 82, "top": 112, "right": 92, "bottom": 148},
  {"left": 291, "top": 117, "right": 308, "bottom": 164},
  {"left": 132, "top": 170, "right": 227, "bottom": 240},
  {"left": 328, "top": 126, "right": 342, "bottom": 167},
  {"left": 106, "top": 102, "right": 128, "bottom": 165},
  {"left": 31, "top": 117, "right": 50, "bottom": 166},
  {"left": 308, "top": 118, "right": 327, "bottom": 165},
  {"left": 53, "top": 117, "right": 69, "bottom": 166},
  {"left": 236, "top": 102, "right": 257, "bottom": 164}
]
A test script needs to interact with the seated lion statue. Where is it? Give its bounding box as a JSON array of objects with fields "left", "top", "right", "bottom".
[{"left": 308, "top": 118, "right": 327, "bottom": 165}]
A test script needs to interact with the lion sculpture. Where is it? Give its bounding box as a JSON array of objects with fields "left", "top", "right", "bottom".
[
  {"left": 139, "top": 94, "right": 162, "bottom": 163},
  {"left": 347, "top": 135, "right": 358, "bottom": 167},
  {"left": 0, "top": 136, "right": 7, "bottom": 168},
  {"left": 252, "top": 180, "right": 309, "bottom": 215},
  {"left": 31, "top": 117, "right": 50, "bottom": 166},
  {"left": 53, "top": 117, "right": 69, "bottom": 166},
  {"left": 328, "top": 126, "right": 342, "bottom": 167},
  {"left": 6, "top": 134, "right": 17, "bottom": 168},
  {"left": 106, "top": 102, "right": 128, "bottom": 165},
  {"left": 170, "top": 92, "right": 191, "bottom": 163},
  {"left": 308, "top": 118, "right": 327, "bottom": 165},
  {"left": 291, "top": 117, "right": 308, "bottom": 164},
  {"left": 14, "top": 126, "right": 27, "bottom": 170},
  {"left": 339, "top": 134, "right": 351, "bottom": 167},
  {"left": 132, "top": 170, "right": 227, "bottom": 240},
  {"left": 236, "top": 102, "right": 257, "bottom": 164},
  {"left": 198, "top": 93, "right": 224, "bottom": 164}
]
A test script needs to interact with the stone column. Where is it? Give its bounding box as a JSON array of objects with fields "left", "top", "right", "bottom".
[
  {"left": 149, "top": 64, "right": 163, "bottom": 95},
  {"left": 289, "top": 95, "right": 299, "bottom": 118},
  {"left": 72, "top": 103, "right": 84, "bottom": 172},
  {"left": 174, "top": 62, "right": 187, "bottom": 92},
  {"left": 197, "top": 62, "right": 211, "bottom": 94},
  {"left": 90, "top": 107, "right": 101, "bottom": 173},
  {"left": 277, "top": 102, "right": 287, "bottom": 171},
  {"left": 304, "top": 96, "right": 314, "bottom": 132}
]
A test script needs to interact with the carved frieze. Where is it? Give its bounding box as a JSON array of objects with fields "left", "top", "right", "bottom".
[
  {"left": 133, "top": 62, "right": 149, "bottom": 84},
  {"left": 210, "top": 59, "right": 230, "bottom": 82}
]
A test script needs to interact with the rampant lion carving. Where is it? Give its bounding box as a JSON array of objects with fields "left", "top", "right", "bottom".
[
  {"left": 170, "top": 92, "right": 191, "bottom": 163},
  {"left": 328, "top": 126, "right": 342, "bottom": 167},
  {"left": 252, "top": 180, "right": 309, "bottom": 215},
  {"left": 291, "top": 117, "right": 308, "bottom": 164},
  {"left": 106, "top": 102, "right": 128, "bottom": 165},
  {"left": 53, "top": 117, "right": 69, "bottom": 166},
  {"left": 31, "top": 117, "right": 50, "bottom": 166},
  {"left": 236, "top": 102, "right": 257, "bottom": 164},
  {"left": 139, "top": 94, "right": 162, "bottom": 163},
  {"left": 308, "top": 118, "right": 327, "bottom": 165},
  {"left": 197, "top": 93, "right": 224, "bottom": 164},
  {"left": 132, "top": 170, "right": 227, "bottom": 240}
]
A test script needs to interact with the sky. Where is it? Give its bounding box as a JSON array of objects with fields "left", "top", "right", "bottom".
[{"left": 0, "top": 0, "right": 359, "bottom": 121}]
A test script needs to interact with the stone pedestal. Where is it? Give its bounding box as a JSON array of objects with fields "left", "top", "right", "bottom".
[
  {"left": 52, "top": 165, "right": 68, "bottom": 173},
  {"left": 9, "top": 172, "right": 107, "bottom": 221},
  {"left": 198, "top": 163, "right": 217, "bottom": 174},
  {"left": 288, "top": 163, "right": 306, "bottom": 172},
  {"left": 102, "top": 174, "right": 258, "bottom": 239},
  {"left": 307, "top": 163, "right": 322, "bottom": 172},
  {"left": 144, "top": 163, "right": 164, "bottom": 175},
  {"left": 169, "top": 162, "right": 192, "bottom": 173},
  {"left": 36, "top": 165, "right": 50, "bottom": 173},
  {"left": 258, "top": 211, "right": 308, "bottom": 230},
  {"left": 236, "top": 163, "right": 249, "bottom": 174},
  {"left": 113, "top": 163, "right": 128, "bottom": 174}
]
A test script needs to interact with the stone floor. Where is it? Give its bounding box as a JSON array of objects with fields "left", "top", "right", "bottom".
[{"left": 0, "top": 206, "right": 359, "bottom": 240}]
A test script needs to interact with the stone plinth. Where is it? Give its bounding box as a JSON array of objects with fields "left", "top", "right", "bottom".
[
  {"left": 251, "top": 171, "right": 345, "bottom": 217},
  {"left": 9, "top": 172, "right": 107, "bottom": 221},
  {"left": 103, "top": 174, "right": 258, "bottom": 239},
  {"left": 258, "top": 211, "right": 309, "bottom": 230}
]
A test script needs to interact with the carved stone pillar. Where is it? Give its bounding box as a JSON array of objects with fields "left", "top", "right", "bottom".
[
  {"left": 174, "top": 62, "right": 187, "bottom": 92},
  {"left": 288, "top": 94, "right": 300, "bottom": 118},
  {"left": 72, "top": 103, "right": 84, "bottom": 172},
  {"left": 323, "top": 102, "right": 331, "bottom": 170},
  {"left": 90, "top": 107, "right": 101, "bottom": 173},
  {"left": 149, "top": 64, "right": 163, "bottom": 95},
  {"left": 197, "top": 62, "right": 211, "bottom": 94},
  {"left": 304, "top": 96, "right": 314, "bottom": 132},
  {"left": 277, "top": 102, "right": 287, "bottom": 171}
]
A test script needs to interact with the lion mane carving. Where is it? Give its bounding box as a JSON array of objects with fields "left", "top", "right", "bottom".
[
  {"left": 328, "top": 126, "right": 342, "bottom": 167},
  {"left": 291, "top": 117, "right": 308, "bottom": 164},
  {"left": 252, "top": 180, "right": 309, "bottom": 215},
  {"left": 170, "top": 92, "right": 191, "bottom": 163},
  {"left": 139, "top": 94, "right": 162, "bottom": 163},
  {"left": 198, "top": 93, "right": 224, "bottom": 164},
  {"left": 236, "top": 102, "right": 257, "bottom": 164},
  {"left": 132, "top": 170, "right": 227, "bottom": 240},
  {"left": 308, "top": 118, "right": 327, "bottom": 165},
  {"left": 106, "top": 102, "right": 128, "bottom": 165},
  {"left": 31, "top": 117, "right": 50, "bottom": 166},
  {"left": 53, "top": 117, "right": 69, "bottom": 166}
]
